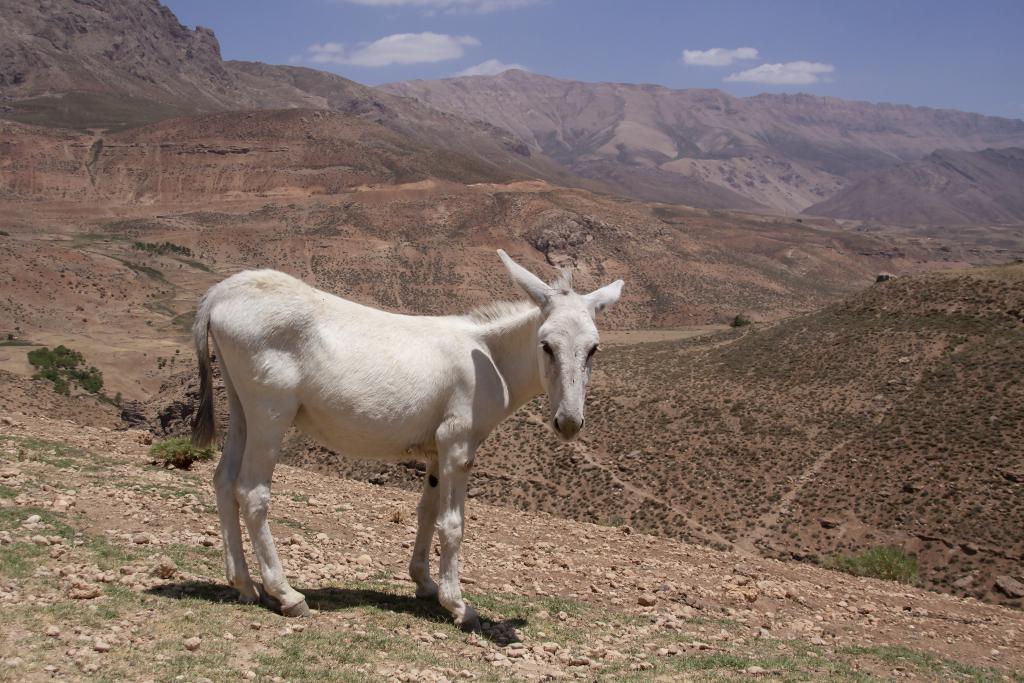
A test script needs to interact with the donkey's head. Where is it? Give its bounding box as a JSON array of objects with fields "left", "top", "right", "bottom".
[{"left": 498, "top": 250, "right": 624, "bottom": 441}]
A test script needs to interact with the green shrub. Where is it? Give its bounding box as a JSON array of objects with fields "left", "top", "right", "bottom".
[
  {"left": 149, "top": 437, "right": 215, "bottom": 470},
  {"left": 132, "top": 241, "right": 193, "bottom": 257},
  {"left": 27, "top": 345, "right": 103, "bottom": 395},
  {"left": 824, "top": 546, "right": 919, "bottom": 584},
  {"left": 731, "top": 314, "right": 752, "bottom": 328}
]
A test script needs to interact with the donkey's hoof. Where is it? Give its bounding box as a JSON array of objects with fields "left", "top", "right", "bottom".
[
  {"left": 415, "top": 583, "right": 439, "bottom": 601},
  {"left": 281, "top": 599, "right": 311, "bottom": 618},
  {"left": 455, "top": 605, "right": 481, "bottom": 633}
]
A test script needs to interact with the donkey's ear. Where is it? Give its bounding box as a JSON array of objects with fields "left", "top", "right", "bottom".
[
  {"left": 497, "top": 249, "right": 554, "bottom": 307},
  {"left": 584, "top": 280, "right": 624, "bottom": 315}
]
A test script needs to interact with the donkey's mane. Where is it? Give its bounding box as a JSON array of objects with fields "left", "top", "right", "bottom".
[
  {"left": 465, "top": 270, "right": 573, "bottom": 324},
  {"left": 465, "top": 270, "right": 573, "bottom": 325},
  {"left": 551, "top": 269, "right": 573, "bottom": 295},
  {"left": 464, "top": 300, "right": 535, "bottom": 324}
]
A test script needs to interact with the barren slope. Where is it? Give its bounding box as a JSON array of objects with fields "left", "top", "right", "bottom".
[
  {"left": 805, "top": 147, "right": 1024, "bottom": 225},
  {"left": 0, "top": 414, "right": 1022, "bottom": 681}
]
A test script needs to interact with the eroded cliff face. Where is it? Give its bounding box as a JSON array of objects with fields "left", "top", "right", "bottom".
[{"left": 0, "top": 0, "right": 238, "bottom": 108}]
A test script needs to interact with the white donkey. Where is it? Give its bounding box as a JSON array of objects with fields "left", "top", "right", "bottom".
[{"left": 191, "top": 250, "right": 623, "bottom": 628}]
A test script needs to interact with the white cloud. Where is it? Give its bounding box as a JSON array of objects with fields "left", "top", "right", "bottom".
[
  {"left": 682, "top": 47, "right": 758, "bottom": 67},
  {"left": 455, "top": 58, "right": 528, "bottom": 76},
  {"left": 344, "top": 0, "right": 538, "bottom": 14},
  {"left": 306, "top": 42, "right": 346, "bottom": 62},
  {"left": 304, "top": 33, "right": 480, "bottom": 67},
  {"left": 725, "top": 61, "right": 835, "bottom": 85}
]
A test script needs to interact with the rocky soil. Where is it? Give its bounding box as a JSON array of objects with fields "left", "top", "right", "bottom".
[{"left": 1, "top": 413, "right": 1022, "bottom": 681}]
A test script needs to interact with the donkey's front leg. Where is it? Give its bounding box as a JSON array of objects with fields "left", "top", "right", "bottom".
[{"left": 436, "top": 437, "right": 478, "bottom": 631}]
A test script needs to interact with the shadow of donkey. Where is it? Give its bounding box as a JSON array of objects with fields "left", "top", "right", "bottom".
[{"left": 146, "top": 580, "right": 527, "bottom": 646}]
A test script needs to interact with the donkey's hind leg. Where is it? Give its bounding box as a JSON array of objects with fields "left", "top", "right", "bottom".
[
  {"left": 235, "top": 397, "right": 307, "bottom": 616},
  {"left": 409, "top": 457, "right": 440, "bottom": 600},
  {"left": 213, "top": 377, "right": 258, "bottom": 604}
]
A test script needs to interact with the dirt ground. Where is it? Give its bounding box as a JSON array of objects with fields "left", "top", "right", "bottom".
[{"left": 1, "top": 412, "right": 1021, "bottom": 682}]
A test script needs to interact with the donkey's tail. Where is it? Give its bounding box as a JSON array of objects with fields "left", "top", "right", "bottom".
[{"left": 191, "top": 293, "right": 216, "bottom": 447}]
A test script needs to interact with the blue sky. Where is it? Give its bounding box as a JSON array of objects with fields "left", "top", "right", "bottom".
[{"left": 163, "top": 0, "right": 1024, "bottom": 119}]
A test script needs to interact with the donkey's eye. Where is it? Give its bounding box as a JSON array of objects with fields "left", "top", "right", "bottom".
[{"left": 541, "top": 341, "right": 554, "bottom": 356}]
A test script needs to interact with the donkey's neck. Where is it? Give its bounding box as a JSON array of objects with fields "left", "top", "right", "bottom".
[{"left": 475, "top": 305, "right": 544, "bottom": 416}]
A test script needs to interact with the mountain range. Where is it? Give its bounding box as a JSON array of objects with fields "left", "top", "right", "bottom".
[
  {"left": 382, "top": 70, "right": 1024, "bottom": 217},
  {"left": 3, "top": 0, "right": 1024, "bottom": 224}
]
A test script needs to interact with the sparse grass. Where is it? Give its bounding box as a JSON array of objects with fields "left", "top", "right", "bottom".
[
  {"left": 149, "top": 437, "right": 215, "bottom": 470},
  {"left": 0, "top": 505, "right": 75, "bottom": 578},
  {"left": 84, "top": 535, "right": 142, "bottom": 571},
  {"left": 839, "top": 645, "right": 1022, "bottom": 682},
  {"left": 171, "top": 310, "right": 197, "bottom": 333},
  {"left": 0, "top": 434, "right": 97, "bottom": 469},
  {"left": 276, "top": 516, "right": 306, "bottom": 530},
  {"left": 0, "top": 536, "right": 49, "bottom": 578},
  {"left": 257, "top": 628, "right": 407, "bottom": 682},
  {"left": 823, "top": 546, "right": 919, "bottom": 584},
  {"left": 176, "top": 257, "right": 212, "bottom": 272}
]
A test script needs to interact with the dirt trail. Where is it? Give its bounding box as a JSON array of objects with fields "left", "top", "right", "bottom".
[{"left": 734, "top": 438, "right": 854, "bottom": 555}]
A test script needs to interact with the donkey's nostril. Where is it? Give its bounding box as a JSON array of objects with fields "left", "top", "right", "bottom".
[{"left": 553, "top": 416, "right": 562, "bottom": 432}]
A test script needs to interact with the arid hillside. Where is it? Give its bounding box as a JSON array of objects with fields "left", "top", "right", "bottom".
[
  {"left": 806, "top": 147, "right": 1024, "bottom": 226},
  {"left": 0, "top": 112, "right": 518, "bottom": 203},
  {"left": 1, "top": 178, "right": 1003, "bottom": 405},
  {"left": 288, "top": 265, "right": 1024, "bottom": 608},
  {"left": 1, "top": 414, "right": 1022, "bottom": 681},
  {"left": 0, "top": 0, "right": 581, "bottom": 187},
  {"left": 4, "top": 105, "right": 993, "bottom": 331},
  {"left": 382, "top": 70, "right": 1024, "bottom": 213}
]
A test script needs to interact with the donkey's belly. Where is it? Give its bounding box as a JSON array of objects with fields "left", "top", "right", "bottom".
[{"left": 292, "top": 404, "right": 436, "bottom": 462}]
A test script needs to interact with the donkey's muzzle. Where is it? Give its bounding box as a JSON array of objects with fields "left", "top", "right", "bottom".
[{"left": 554, "top": 414, "right": 584, "bottom": 441}]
